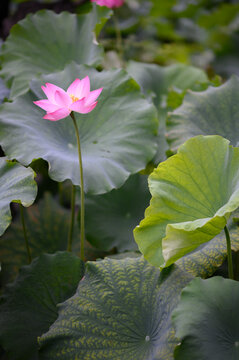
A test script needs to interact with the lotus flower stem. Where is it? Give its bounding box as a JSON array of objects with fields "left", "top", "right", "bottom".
[
  {"left": 71, "top": 111, "right": 85, "bottom": 261},
  {"left": 58, "top": 182, "right": 64, "bottom": 206},
  {"left": 20, "top": 204, "right": 32, "bottom": 264},
  {"left": 113, "top": 14, "right": 123, "bottom": 61},
  {"left": 224, "top": 225, "right": 234, "bottom": 280},
  {"left": 67, "top": 184, "right": 76, "bottom": 252}
]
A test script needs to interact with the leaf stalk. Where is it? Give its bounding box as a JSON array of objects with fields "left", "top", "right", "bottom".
[
  {"left": 67, "top": 184, "right": 76, "bottom": 252},
  {"left": 113, "top": 14, "right": 123, "bottom": 63},
  {"left": 224, "top": 225, "right": 234, "bottom": 280},
  {"left": 71, "top": 112, "right": 85, "bottom": 261},
  {"left": 20, "top": 204, "right": 32, "bottom": 264}
]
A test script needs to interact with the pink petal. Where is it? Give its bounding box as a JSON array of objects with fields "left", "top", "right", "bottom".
[
  {"left": 33, "top": 100, "right": 60, "bottom": 112},
  {"left": 54, "top": 90, "right": 71, "bottom": 107},
  {"left": 84, "top": 88, "right": 103, "bottom": 106},
  {"left": 66, "top": 78, "right": 81, "bottom": 96},
  {"left": 114, "top": 0, "right": 124, "bottom": 7},
  {"left": 75, "top": 76, "right": 90, "bottom": 99},
  {"left": 41, "top": 83, "right": 65, "bottom": 103},
  {"left": 91, "top": 0, "right": 124, "bottom": 8},
  {"left": 70, "top": 99, "right": 98, "bottom": 114},
  {"left": 43, "top": 108, "right": 71, "bottom": 121}
]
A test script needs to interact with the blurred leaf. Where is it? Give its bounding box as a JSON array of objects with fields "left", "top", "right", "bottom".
[
  {"left": 173, "top": 277, "right": 239, "bottom": 360},
  {"left": 198, "top": 4, "right": 239, "bottom": 29},
  {"left": 166, "top": 89, "right": 186, "bottom": 110},
  {"left": 0, "top": 252, "right": 84, "bottom": 360},
  {"left": 92, "top": 4, "right": 113, "bottom": 37},
  {"left": 154, "top": 19, "right": 181, "bottom": 41},
  {"left": 0, "top": 158, "right": 37, "bottom": 237},
  {"left": 127, "top": 61, "right": 208, "bottom": 163},
  {"left": 167, "top": 76, "right": 239, "bottom": 151},
  {"left": 166, "top": 76, "right": 222, "bottom": 111},
  {"left": 150, "top": 0, "right": 177, "bottom": 17},
  {"left": 0, "top": 193, "right": 106, "bottom": 285},
  {"left": 83, "top": 174, "right": 151, "bottom": 252},
  {"left": 0, "top": 79, "right": 9, "bottom": 104},
  {"left": 0, "top": 63, "right": 158, "bottom": 195},
  {"left": 127, "top": 61, "right": 208, "bottom": 107},
  {"left": 213, "top": 53, "right": 239, "bottom": 78},
  {"left": 134, "top": 135, "right": 239, "bottom": 268},
  {"left": 39, "top": 257, "right": 192, "bottom": 360},
  {"left": 155, "top": 42, "right": 203, "bottom": 65}
]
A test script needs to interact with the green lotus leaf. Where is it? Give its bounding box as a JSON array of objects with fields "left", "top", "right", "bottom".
[
  {"left": 150, "top": 0, "right": 177, "bottom": 17},
  {"left": 134, "top": 135, "right": 239, "bottom": 268},
  {"left": 0, "top": 8, "right": 106, "bottom": 98},
  {"left": 39, "top": 257, "right": 193, "bottom": 360},
  {"left": 167, "top": 76, "right": 239, "bottom": 151},
  {"left": 127, "top": 61, "right": 208, "bottom": 162},
  {"left": 83, "top": 174, "right": 151, "bottom": 251},
  {"left": 92, "top": 4, "right": 113, "bottom": 37},
  {"left": 0, "top": 193, "right": 106, "bottom": 285},
  {"left": 0, "top": 158, "right": 37, "bottom": 237},
  {"left": 198, "top": 3, "right": 239, "bottom": 29},
  {"left": 0, "top": 63, "right": 158, "bottom": 195},
  {"left": 0, "top": 252, "right": 85, "bottom": 360},
  {"left": 166, "top": 75, "right": 222, "bottom": 111},
  {"left": 172, "top": 277, "right": 239, "bottom": 360}
]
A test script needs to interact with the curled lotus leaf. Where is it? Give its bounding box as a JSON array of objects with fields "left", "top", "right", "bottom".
[
  {"left": 83, "top": 173, "right": 151, "bottom": 251},
  {"left": 0, "top": 158, "right": 37, "bottom": 236},
  {"left": 0, "top": 63, "right": 158, "bottom": 195},
  {"left": 134, "top": 135, "right": 239, "bottom": 268},
  {"left": 127, "top": 61, "right": 208, "bottom": 163}
]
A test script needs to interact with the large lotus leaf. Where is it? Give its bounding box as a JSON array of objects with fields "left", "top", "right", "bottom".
[
  {"left": 127, "top": 61, "right": 208, "bottom": 162},
  {"left": 167, "top": 76, "right": 239, "bottom": 150},
  {"left": 172, "top": 277, "right": 239, "bottom": 360},
  {"left": 0, "top": 192, "right": 106, "bottom": 285},
  {"left": 0, "top": 252, "right": 84, "bottom": 360},
  {"left": 0, "top": 158, "right": 37, "bottom": 236},
  {"left": 83, "top": 173, "right": 151, "bottom": 251},
  {"left": 0, "top": 63, "right": 158, "bottom": 195},
  {"left": 0, "top": 7, "right": 107, "bottom": 98},
  {"left": 134, "top": 135, "right": 239, "bottom": 268},
  {"left": 39, "top": 257, "right": 193, "bottom": 360}
]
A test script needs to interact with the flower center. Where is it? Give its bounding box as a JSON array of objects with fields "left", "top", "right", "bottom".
[{"left": 70, "top": 94, "right": 79, "bottom": 103}]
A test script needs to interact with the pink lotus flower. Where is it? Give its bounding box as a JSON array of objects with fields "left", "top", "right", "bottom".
[
  {"left": 91, "top": 0, "right": 124, "bottom": 8},
  {"left": 34, "top": 77, "right": 103, "bottom": 121}
]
